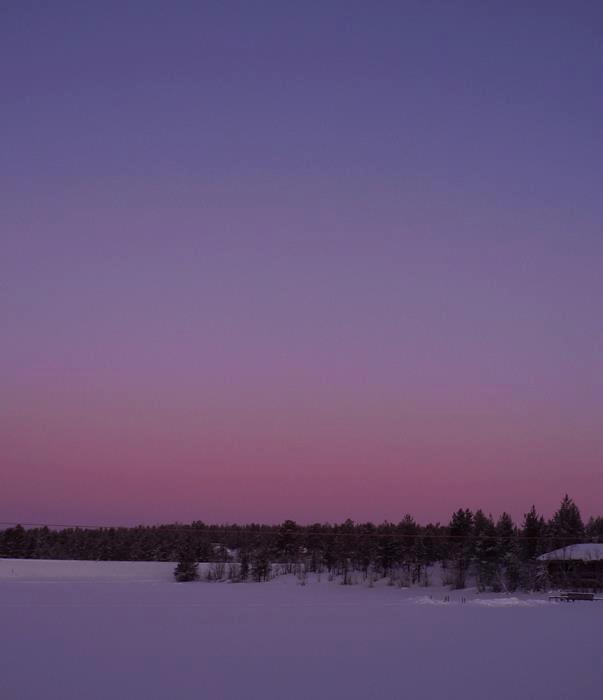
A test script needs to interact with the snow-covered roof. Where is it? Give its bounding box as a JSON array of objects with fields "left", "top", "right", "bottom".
[{"left": 538, "top": 543, "right": 603, "bottom": 562}]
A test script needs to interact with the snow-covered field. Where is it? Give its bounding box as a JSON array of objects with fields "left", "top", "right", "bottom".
[{"left": 1, "top": 559, "right": 600, "bottom": 700}]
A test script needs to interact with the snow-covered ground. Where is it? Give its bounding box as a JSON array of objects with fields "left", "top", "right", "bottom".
[{"left": 1, "top": 559, "right": 600, "bottom": 700}]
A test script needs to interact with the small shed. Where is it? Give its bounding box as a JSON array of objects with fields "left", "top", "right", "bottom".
[{"left": 538, "top": 543, "right": 603, "bottom": 591}]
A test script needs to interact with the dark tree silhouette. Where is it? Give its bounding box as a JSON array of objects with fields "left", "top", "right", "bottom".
[{"left": 174, "top": 547, "right": 199, "bottom": 582}]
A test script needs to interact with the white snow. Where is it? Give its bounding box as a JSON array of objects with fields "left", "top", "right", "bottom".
[
  {"left": 0, "top": 559, "right": 600, "bottom": 700},
  {"left": 0, "top": 557, "right": 176, "bottom": 581},
  {"left": 538, "top": 543, "right": 603, "bottom": 561}
]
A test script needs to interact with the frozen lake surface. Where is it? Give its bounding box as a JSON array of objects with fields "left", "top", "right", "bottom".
[{"left": 1, "top": 559, "right": 600, "bottom": 700}]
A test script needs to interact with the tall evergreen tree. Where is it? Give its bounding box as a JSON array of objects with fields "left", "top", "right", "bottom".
[
  {"left": 239, "top": 549, "right": 250, "bottom": 581},
  {"left": 174, "top": 546, "right": 199, "bottom": 582},
  {"left": 398, "top": 514, "right": 419, "bottom": 564},
  {"left": 520, "top": 505, "right": 546, "bottom": 560},
  {"left": 496, "top": 512, "right": 516, "bottom": 559},
  {"left": 448, "top": 509, "right": 474, "bottom": 589},
  {"left": 276, "top": 520, "right": 300, "bottom": 571},
  {"left": 472, "top": 512, "right": 497, "bottom": 591},
  {"left": 250, "top": 547, "right": 271, "bottom": 582},
  {"left": 549, "top": 495, "right": 584, "bottom": 548},
  {"left": 356, "top": 523, "right": 377, "bottom": 578},
  {"left": 375, "top": 523, "right": 398, "bottom": 577}
]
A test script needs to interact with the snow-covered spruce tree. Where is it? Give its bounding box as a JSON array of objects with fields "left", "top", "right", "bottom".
[{"left": 174, "top": 547, "right": 199, "bottom": 582}]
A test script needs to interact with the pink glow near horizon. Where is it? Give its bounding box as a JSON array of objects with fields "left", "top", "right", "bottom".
[{"left": 3, "top": 354, "right": 600, "bottom": 525}]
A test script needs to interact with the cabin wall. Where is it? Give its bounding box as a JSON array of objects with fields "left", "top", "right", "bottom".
[{"left": 546, "top": 561, "right": 603, "bottom": 591}]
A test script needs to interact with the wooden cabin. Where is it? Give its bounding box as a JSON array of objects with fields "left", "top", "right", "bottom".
[{"left": 538, "top": 544, "right": 603, "bottom": 591}]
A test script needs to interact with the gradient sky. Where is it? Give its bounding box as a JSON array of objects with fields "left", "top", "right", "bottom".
[{"left": 2, "top": 1, "right": 602, "bottom": 526}]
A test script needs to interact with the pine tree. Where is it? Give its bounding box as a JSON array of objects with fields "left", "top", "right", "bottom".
[
  {"left": 174, "top": 547, "right": 199, "bottom": 582},
  {"left": 375, "top": 526, "right": 398, "bottom": 578},
  {"left": 239, "top": 549, "right": 250, "bottom": 581},
  {"left": 518, "top": 505, "right": 547, "bottom": 590},
  {"left": 276, "top": 520, "right": 299, "bottom": 572},
  {"left": 251, "top": 547, "right": 271, "bottom": 582},
  {"left": 356, "top": 523, "right": 377, "bottom": 578},
  {"left": 1, "top": 525, "right": 28, "bottom": 558},
  {"left": 586, "top": 516, "right": 603, "bottom": 542},
  {"left": 448, "top": 509, "right": 473, "bottom": 589},
  {"left": 496, "top": 512, "right": 516, "bottom": 559},
  {"left": 549, "top": 495, "right": 584, "bottom": 548},
  {"left": 473, "top": 512, "right": 497, "bottom": 591},
  {"left": 521, "top": 506, "right": 546, "bottom": 560},
  {"left": 398, "top": 514, "right": 419, "bottom": 565}
]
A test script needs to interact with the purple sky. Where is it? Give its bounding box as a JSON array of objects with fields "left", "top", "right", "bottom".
[{"left": 2, "top": 1, "right": 602, "bottom": 526}]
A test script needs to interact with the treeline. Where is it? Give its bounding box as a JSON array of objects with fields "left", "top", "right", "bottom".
[{"left": 1, "top": 496, "right": 602, "bottom": 591}]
